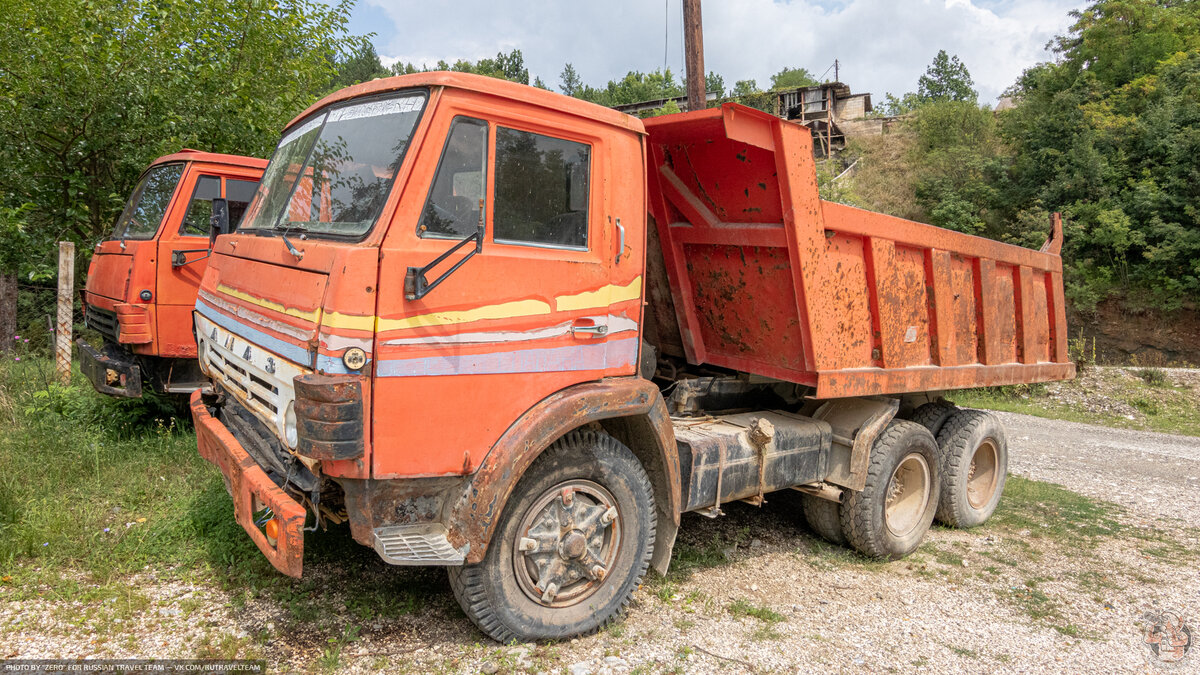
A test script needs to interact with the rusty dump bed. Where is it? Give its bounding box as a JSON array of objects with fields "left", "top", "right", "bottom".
[{"left": 643, "top": 104, "right": 1075, "bottom": 399}]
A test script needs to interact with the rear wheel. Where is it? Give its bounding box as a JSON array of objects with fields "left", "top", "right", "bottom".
[
  {"left": 840, "top": 420, "right": 940, "bottom": 559},
  {"left": 801, "top": 493, "right": 845, "bottom": 545},
  {"left": 934, "top": 410, "right": 1008, "bottom": 528},
  {"left": 448, "top": 430, "right": 655, "bottom": 643},
  {"left": 909, "top": 400, "right": 959, "bottom": 438}
]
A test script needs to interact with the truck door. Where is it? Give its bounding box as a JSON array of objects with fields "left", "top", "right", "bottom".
[
  {"left": 157, "top": 170, "right": 258, "bottom": 357},
  {"left": 373, "top": 109, "right": 637, "bottom": 477}
]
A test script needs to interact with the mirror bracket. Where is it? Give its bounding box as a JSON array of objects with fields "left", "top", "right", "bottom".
[{"left": 405, "top": 225, "right": 484, "bottom": 301}]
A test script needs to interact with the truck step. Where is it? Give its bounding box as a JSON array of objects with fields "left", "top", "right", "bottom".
[{"left": 372, "top": 524, "right": 465, "bottom": 566}]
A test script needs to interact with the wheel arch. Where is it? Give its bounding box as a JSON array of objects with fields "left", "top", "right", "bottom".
[{"left": 445, "top": 377, "right": 681, "bottom": 573}]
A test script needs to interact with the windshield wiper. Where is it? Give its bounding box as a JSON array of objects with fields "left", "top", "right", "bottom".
[{"left": 275, "top": 223, "right": 307, "bottom": 261}]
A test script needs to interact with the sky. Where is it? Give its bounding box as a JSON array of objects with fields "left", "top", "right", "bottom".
[{"left": 347, "top": 0, "right": 1087, "bottom": 106}]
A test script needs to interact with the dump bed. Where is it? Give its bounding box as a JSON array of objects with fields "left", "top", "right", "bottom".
[{"left": 643, "top": 104, "right": 1075, "bottom": 399}]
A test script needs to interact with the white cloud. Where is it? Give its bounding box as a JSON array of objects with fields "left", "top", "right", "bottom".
[{"left": 363, "top": 0, "right": 1083, "bottom": 104}]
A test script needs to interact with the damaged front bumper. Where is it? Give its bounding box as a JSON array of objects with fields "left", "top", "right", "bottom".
[
  {"left": 189, "top": 390, "right": 307, "bottom": 578},
  {"left": 77, "top": 339, "right": 142, "bottom": 398}
]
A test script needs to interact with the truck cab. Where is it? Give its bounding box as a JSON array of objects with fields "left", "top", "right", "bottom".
[
  {"left": 190, "top": 73, "right": 1073, "bottom": 643},
  {"left": 80, "top": 150, "right": 266, "bottom": 397}
]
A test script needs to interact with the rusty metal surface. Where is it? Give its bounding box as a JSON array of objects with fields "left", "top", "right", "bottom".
[
  {"left": 445, "top": 377, "right": 680, "bottom": 565},
  {"left": 76, "top": 338, "right": 143, "bottom": 398},
  {"left": 643, "top": 104, "right": 1075, "bottom": 399},
  {"left": 190, "top": 391, "right": 306, "bottom": 578},
  {"left": 294, "top": 373, "right": 366, "bottom": 461},
  {"left": 813, "top": 397, "right": 899, "bottom": 492},
  {"left": 338, "top": 476, "right": 467, "bottom": 548}
]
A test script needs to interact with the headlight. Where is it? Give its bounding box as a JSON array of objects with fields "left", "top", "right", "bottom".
[{"left": 284, "top": 400, "right": 298, "bottom": 448}]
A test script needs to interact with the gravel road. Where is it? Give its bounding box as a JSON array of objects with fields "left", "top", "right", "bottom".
[
  {"left": 4, "top": 411, "right": 1199, "bottom": 674},
  {"left": 1000, "top": 411, "right": 1200, "bottom": 524}
]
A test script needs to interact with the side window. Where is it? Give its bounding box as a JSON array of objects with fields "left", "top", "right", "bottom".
[
  {"left": 417, "top": 117, "right": 487, "bottom": 239},
  {"left": 494, "top": 127, "right": 590, "bottom": 249},
  {"left": 226, "top": 179, "right": 259, "bottom": 227},
  {"left": 179, "top": 175, "right": 222, "bottom": 236}
]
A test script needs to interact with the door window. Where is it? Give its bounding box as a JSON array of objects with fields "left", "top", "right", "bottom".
[
  {"left": 494, "top": 127, "right": 590, "bottom": 249},
  {"left": 226, "top": 178, "right": 259, "bottom": 227},
  {"left": 417, "top": 117, "right": 488, "bottom": 239},
  {"left": 179, "top": 175, "right": 222, "bottom": 237}
]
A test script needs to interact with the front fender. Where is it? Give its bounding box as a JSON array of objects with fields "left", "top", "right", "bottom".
[{"left": 446, "top": 377, "right": 680, "bottom": 569}]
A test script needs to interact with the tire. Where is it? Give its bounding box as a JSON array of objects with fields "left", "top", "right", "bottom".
[
  {"left": 448, "top": 430, "right": 656, "bottom": 643},
  {"left": 909, "top": 400, "right": 959, "bottom": 438},
  {"left": 801, "top": 493, "right": 845, "bottom": 545},
  {"left": 934, "top": 409, "right": 1008, "bottom": 528},
  {"left": 839, "top": 420, "right": 940, "bottom": 560}
]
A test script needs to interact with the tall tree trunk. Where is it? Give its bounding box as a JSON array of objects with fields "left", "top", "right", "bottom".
[{"left": 0, "top": 272, "right": 16, "bottom": 351}]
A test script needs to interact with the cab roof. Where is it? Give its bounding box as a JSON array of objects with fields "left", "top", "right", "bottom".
[
  {"left": 150, "top": 149, "right": 269, "bottom": 170},
  {"left": 286, "top": 71, "right": 646, "bottom": 136}
]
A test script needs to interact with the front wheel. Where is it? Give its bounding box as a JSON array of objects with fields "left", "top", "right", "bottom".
[
  {"left": 448, "top": 430, "right": 656, "bottom": 643},
  {"left": 840, "top": 420, "right": 940, "bottom": 559}
]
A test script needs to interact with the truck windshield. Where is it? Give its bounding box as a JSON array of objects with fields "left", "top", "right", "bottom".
[
  {"left": 109, "top": 163, "right": 185, "bottom": 240},
  {"left": 239, "top": 92, "right": 427, "bottom": 238}
]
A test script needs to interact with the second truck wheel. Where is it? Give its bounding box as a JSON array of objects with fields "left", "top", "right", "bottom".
[
  {"left": 448, "top": 430, "right": 656, "bottom": 643},
  {"left": 935, "top": 409, "right": 1008, "bottom": 528},
  {"left": 840, "top": 420, "right": 940, "bottom": 559}
]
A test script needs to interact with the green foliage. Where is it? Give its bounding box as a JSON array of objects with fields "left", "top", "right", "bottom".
[
  {"left": 332, "top": 39, "right": 390, "bottom": 89},
  {"left": 0, "top": 0, "right": 361, "bottom": 270},
  {"left": 576, "top": 69, "right": 684, "bottom": 107},
  {"left": 1003, "top": 0, "right": 1200, "bottom": 307},
  {"left": 559, "top": 63, "right": 582, "bottom": 96},
  {"left": 770, "top": 66, "right": 818, "bottom": 90},
  {"left": 644, "top": 100, "right": 683, "bottom": 118},
  {"left": 917, "top": 50, "right": 977, "bottom": 103}
]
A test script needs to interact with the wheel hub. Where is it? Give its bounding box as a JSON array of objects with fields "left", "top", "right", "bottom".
[
  {"left": 966, "top": 438, "right": 1000, "bottom": 509},
  {"left": 513, "top": 480, "right": 621, "bottom": 607},
  {"left": 884, "top": 452, "right": 931, "bottom": 538}
]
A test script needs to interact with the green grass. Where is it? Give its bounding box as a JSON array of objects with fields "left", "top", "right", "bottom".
[
  {"left": 0, "top": 355, "right": 448, "bottom": 661},
  {"left": 949, "top": 368, "right": 1200, "bottom": 437},
  {"left": 726, "top": 598, "right": 785, "bottom": 623}
]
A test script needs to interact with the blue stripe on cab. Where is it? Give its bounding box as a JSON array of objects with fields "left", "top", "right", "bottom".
[{"left": 376, "top": 337, "right": 638, "bottom": 378}]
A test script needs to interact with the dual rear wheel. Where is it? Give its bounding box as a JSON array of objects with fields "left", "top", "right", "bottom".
[{"left": 803, "top": 405, "right": 1009, "bottom": 557}]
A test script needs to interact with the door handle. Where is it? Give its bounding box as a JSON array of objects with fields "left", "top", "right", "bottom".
[
  {"left": 570, "top": 320, "right": 608, "bottom": 336},
  {"left": 615, "top": 218, "right": 625, "bottom": 265}
]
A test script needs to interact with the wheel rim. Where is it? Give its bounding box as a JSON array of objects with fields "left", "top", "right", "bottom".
[
  {"left": 512, "top": 479, "right": 621, "bottom": 608},
  {"left": 885, "top": 453, "right": 931, "bottom": 538},
  {"left": 966, "top": 438, "right": 1000, "bottom": 509}
]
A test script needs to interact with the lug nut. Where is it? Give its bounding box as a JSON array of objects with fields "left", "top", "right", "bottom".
[
  {"left": 518, "top": 537, "right": 538, "bottom": 552},
  {"left": 541, "top": 583, "right": 559, "bottom": 603},
  {"left": 601, "top": 507, "right": 618, "bottom": 525},
  {"left": 590, "top": 565, "right": 606, "bottom": 580}
]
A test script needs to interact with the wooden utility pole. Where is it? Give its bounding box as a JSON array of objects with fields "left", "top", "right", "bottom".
[
  {"left": 683, "top": 0, "right": 705, "bottom": 112},
  {"left": 56, "top": 241, "right": 74, "bottom": 384}
]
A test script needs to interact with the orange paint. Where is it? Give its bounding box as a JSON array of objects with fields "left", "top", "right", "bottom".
[{"left": 81, "top": 150, "right": 266, "bottom": 397}]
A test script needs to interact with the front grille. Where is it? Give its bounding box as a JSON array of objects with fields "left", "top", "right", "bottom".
[{"left": 86, "top": 305, "right": 118, "bottom": 343}]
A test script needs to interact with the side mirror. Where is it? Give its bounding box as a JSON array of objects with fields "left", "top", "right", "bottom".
[{"left": 208, "top": 198, "right": 230, "bottom": 250}]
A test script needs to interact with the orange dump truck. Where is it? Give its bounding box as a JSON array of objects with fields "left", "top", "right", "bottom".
[
  {"left": 80, "top": 150, "right": 266, "bottom": 397},
  {"left": 188, "top": 73, "right": 1074, "bottom": 642}
]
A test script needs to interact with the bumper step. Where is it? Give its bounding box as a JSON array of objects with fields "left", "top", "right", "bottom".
[{"left": 372, "top": 524, "right": 465, "bottom": 566}]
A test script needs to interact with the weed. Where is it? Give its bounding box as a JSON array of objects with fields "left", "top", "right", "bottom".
[
  {"left": 727, "top": 598, "right": 785, "bottom": 623},
  {"left": 1135, "top": 367, "right": 1168, "bottom": 387}
]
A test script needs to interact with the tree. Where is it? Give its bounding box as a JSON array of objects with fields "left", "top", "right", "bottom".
[
  {"left": 333, "top": 39, "right": 390, "bottom": 88},
  {"left": 731, "top": 79, "right": 761, "bottom": 98},
  {"left": 770, "top": 66, "right": 817, "bottom": 90},
  {"left": 916, "top": 50, "right": 977, "bottom": 103},
  {"left": 559, "top": 63, "right": 582, "bottom": 96},
  {"left": 576, "top": 69, "right": 684, "bottom": 107},
  {"left": 0, "top": 0, "right": 361, "bottom": 335},
  {"left": 705, "top": 72, "right": 726, "bottom": 99}
]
